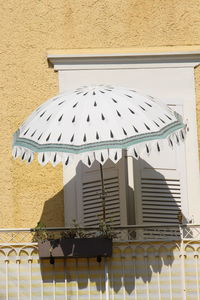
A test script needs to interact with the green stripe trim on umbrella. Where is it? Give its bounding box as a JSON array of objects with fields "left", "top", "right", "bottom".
[{"left": 13, "top": 121, "right": 185, "bottom": 154}]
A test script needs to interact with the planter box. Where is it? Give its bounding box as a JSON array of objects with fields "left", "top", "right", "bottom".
[{"left": 38, "top": 238, "right": 112, "bottom": 259}]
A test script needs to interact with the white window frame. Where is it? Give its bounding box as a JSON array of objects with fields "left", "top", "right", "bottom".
[{"left": 48, "top": 51, "right": 200, "bottom": 224}]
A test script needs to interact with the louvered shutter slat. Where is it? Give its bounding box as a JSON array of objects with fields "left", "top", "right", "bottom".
[
  {"left": 84, "top": 204, "right": 120, "bottom": 216},
  {"left": 82, "top": 175, "right": 121, "bottom": 226},
  {"left": 83, "top": 200, "right": 120, "bottom": 210},
  {"left": 143, "top": 206, "right": 181, "bottom": 211},
  {"left": 143, "top": 197, "right": 181, "bottom": 202},
  {"left": 83, "top": 184, "right": 119, "bottom": 193},
  {"left": 142, "top": 194, "right": 181, "bottom": 198},
  {"left": 83, "top": 192, "right": 119, "bottom": 202},
  {"left": 143, "top": 200, "right": 181, "bottom": 205},
  {"left": 141, "top": 178, "right": 181, "bottom": 225}
]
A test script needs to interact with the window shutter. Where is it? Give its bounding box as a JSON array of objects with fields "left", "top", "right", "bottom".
[
  {"left": 76, "top": 158, "right": 128, "bottom": 227},
  {"left": 133, "top": 104, "right": 188, "bottom": 227},
  {"left": 82, "top": 173, "right": 121, "bottom": 226},
  {"left": 140, "top": 177, "right": 182, "bottom": 224}
]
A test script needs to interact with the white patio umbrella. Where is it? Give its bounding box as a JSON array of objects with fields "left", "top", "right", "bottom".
[
  {"left": 12, "top": 84, "right": 186, "bottom": 296},
  {"left": 13, "top": 84, "right": 186, "bottom": 166},
  {"left": 12, "top": 84, "right": 186, "bottom": 220}
]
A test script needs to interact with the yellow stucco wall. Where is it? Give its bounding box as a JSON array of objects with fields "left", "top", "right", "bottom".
[{"left": 1, "top": 0, "right": 200, "bottom": 228}]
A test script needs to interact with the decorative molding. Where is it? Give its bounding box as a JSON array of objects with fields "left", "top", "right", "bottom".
[{"left": 47, "top": 51, "right": 200, "bottom": 70}]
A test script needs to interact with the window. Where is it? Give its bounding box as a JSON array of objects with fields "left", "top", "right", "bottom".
[{"left": 48, "top": 52, "right": 200, "bottom": 226}]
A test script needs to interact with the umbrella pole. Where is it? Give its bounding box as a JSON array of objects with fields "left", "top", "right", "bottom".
[
  {"left": 100, "top": 165, "right": 109, "bottom": 299},
  {"left": 100, "top": 164, "right": 106, "bottom": 221}
]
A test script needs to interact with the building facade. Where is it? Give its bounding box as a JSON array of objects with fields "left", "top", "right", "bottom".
[{"left": 1, "top": 1, "right": 200, "bottom": 299}]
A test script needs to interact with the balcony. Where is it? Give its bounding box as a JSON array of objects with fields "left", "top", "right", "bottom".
[
  {"left": 0, "top": 224, "right": 200, "bottom": 299},
  {"left": 0, "top": 223, "right": 199, "bottom": 244}
]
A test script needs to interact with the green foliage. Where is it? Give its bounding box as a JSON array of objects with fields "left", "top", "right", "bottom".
[
  {"left": 97, "top": 219, "right": 117, "bottom": 239},
  {"left": 32, "top": 219, "right": 116, "bottom": 242},
  {"left": 61, "top": 219, "right": 89, "bottom": 239},
  {"left": 31, "top": 222, "right": 55, "bottom": 242}
]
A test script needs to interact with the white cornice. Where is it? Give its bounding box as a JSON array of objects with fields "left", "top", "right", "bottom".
[{"left": 47, "top": 51, "right": 200, "bottom": 70}]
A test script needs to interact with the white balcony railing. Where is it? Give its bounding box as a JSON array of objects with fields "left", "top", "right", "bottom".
[
  {"left": 0, "top": 223, "right": 199, "bottom": 244},
  {"left": 0, "top": 225, "right": 200, "bottom": 300}
]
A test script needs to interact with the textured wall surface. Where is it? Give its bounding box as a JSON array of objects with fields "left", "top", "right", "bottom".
[{"left": 0, "top": 0, "right": 200, "bottom": 228}]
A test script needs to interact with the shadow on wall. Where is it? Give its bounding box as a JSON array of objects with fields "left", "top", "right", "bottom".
[
  {"left": 39, "top": 243, "right": 179, "bottom": 296},
  {"left": 38, "top": 158, "right": 190, "bottom": 295},
  {"left": 38, "top": 188, "right": 64, "bottom": 227}
]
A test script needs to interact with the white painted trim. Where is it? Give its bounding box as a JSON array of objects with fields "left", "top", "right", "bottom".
[
  {"left": 55, "top": 53, "right": 200, "bottom": 224},
  {"left": 48, "top": 51, "right": 200, "bottom": 70}
]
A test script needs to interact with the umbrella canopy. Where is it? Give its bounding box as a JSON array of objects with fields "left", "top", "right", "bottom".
[{"left": 12, "top": 85, "right": 186, "bottom": 167}]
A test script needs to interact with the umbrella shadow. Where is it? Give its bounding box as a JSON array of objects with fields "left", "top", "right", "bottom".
[
  {"left": 106, "top": 158, "right": 190, "bottom": 294},
  {"left": 37, "top": 188, "right": 65, "bottom": 227},
  {"left": 37, "top": 158, "right": 191, "bottom": 296}
]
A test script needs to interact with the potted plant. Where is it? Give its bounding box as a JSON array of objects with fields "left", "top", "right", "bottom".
[{"left": 32, "top": 220, "right": 115, "bottom": 264}]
